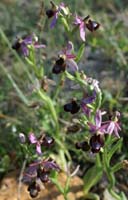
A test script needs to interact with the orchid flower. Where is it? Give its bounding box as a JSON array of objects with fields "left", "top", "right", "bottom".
[
  {"left": 59, "top": 41, "right": 78, "bottom": 71},
  {"left": 12, "top": 34, "right": 45, "bottom": 57},
  {"left": 74, "top": 15, "right": 100, "bottom": 41},
  {"left": 23, "top": 158, "right": 60, "bottom": 184},
  {"left": 104, "top": 111, "right": 121, "bottom": 138},
  {"left": 46, "top": 2, "right": 68, "bottom": 29},
  {"left": 53, "top": 41, "right": 78, "bottom": 73}
]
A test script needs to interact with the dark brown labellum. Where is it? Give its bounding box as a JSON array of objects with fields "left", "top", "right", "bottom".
[
  {"left": 46, "top": 9, "right": 55, "bottom": 18},
  {"left": 40, "top": 172, "right": 49, "bottom": 183},
  {"left": 64, "top": 100, "right": 80, "bottom": 114},
  {"left": 52, "top": 57, "right": 66, "bottom": 74},
  {"left": 86, "top": 20, "right": 100, "bottom": 32},
  {"left": 43, "top": 136, "right": 54, "bottom": 147},
  {"left": 29, "top": 189, "right": 38, "bottom": 198},
  {"left": 12, "top": 40, "right": 21, "bottom": 51},
  {"left": 28, "top": 181, "right": 40, "bottom": 198},
  {"left": 90, "top": 134, "right": 104, "bottom": 153}
]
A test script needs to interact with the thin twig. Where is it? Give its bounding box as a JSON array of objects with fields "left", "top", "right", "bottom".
[{"left": 17, "top": 155, "right": 28, "bottom": 200}]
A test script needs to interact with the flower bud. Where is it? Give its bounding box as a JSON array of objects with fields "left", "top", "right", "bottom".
[
  {"left": 19, "top": 133, "right": 26, "bottom": 143},
  {"left": 75, "top": 141, "right": 90, "bottom": 151}
]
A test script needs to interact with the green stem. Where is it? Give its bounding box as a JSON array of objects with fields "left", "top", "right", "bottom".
[
  {"left": 103, "top": 145, "right": 121, "bottom": 200},
  {"left": 38, "top": 89, "right": 68, "bottom": 170},
  {"left": 96, "top": 153, "right": 101, "bottom": 167},
  {"left": 0, "top": 63, "right": 29, "bottom": 105},
  {"left": 38, "top": 89, "right": 59, "bottom": 132},
  {"left": 109, "top": 189, "right": 121, "bottom": 200},
  {"left": 111, "top": 162, "right": 122, "bottom": 173},
  {"left": 84, "top": 192, "right": 100, "bottom": 200},
  {"left": 53, "top": 73, "right": 65, "bottom": 100}
]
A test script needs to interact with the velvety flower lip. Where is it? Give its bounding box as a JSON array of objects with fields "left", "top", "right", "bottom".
[
  {"left": 86, "top": 19, "right": 100, "bottom": 32},
  {"left": 90, "top": 134, "right": 104, "bottom": 153},
  {"left": 28, "top": 181, "right": 40, "bottom": 198},
  {"left": 64, "top": 99, "right": 80, "bottom": 114}
]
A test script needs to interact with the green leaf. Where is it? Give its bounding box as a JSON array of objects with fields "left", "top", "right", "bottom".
[
  {"left": 64, "top": 176, "right": 71, "bottom": 195},
  {"left": 75, "top": 43, "right": 85, "bottom": 62},
  {"left": 0, "top": 155, "right": 10, "bottom": 172},
  {"left": 108, "top": 138, "right": 123, "bottom": 163},
  {"left": 83, "top": 165, "right": 103, "bottom": 194},
  {"left": 50, "top": 177, "right": 64, "bottom": 194}
]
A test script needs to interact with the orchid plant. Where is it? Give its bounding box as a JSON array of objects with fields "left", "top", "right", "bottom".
[{"left": 11, "top": 1, "right": 127, "bottom": 200}]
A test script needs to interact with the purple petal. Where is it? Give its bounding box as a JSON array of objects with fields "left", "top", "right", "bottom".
[
  {"left": 23, "top": 35, "right": 33, "bottom": 45},
  {"left": 81, "top": 103, "right": 91, "bottom": 117},
  {"left": 29, "top": 133, "right": 37, "bottom": 144},
  {"left": 74, "top": 15, "right": 82, "bottom": 25},
  {"left": 95, "top": 110, "right": 102, "bottom": 128},
  {"left": 106, "top": 122, "right": 115, "bottom": 134},
  {"left": 66, "top": 59, "right": 78, "bottom": 71},
  {"left": 59, "top": 2, "right": 65, "bottom": 8},
  {"left": 50, "top": 13, "right": 58, "bottom": 28},
  {"left": 114, "top": 126, "right": 120, "bottom": 138},
  {"left": 115, "top": 122, "right": 121, "bottom": 131},
  {"left": 21, "top": 43, "right": 29, "bottom": 57},
  {"left": 43, "top": 161, "right": 60, "bottom": 171},
  {"left": 23, "top": 164, "right": 38, "bottom": 183},
  {"left": 81, "top": 95, "right": 95, "bottom": 104},
  {"left": 88, "top": 122, "right": 97, "bottom": 133},
  {"left": 99, "top": 124, "right": 108, "bottom": 133},
  {"left": 79, "top": 22, "right": 86, "bottom": 41},
  {"left": 36, "top": 143, "right": 42, "bottom": 155},
  {"left": 66, "top": 41, "right": 74, "bottom": 52},
  {"left": 34, "top": 44, "right": 46, "bottom": 49},
  {"left": 66, "top": 54, "right": 76, "bottom": 59}
]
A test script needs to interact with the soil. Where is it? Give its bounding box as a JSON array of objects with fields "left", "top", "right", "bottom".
[
  {"left": 0, "top": 171, "right": 84, "bottom": 200},
  {"left": 0, "top": 171, "right": 122, "bottom": 200}
]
